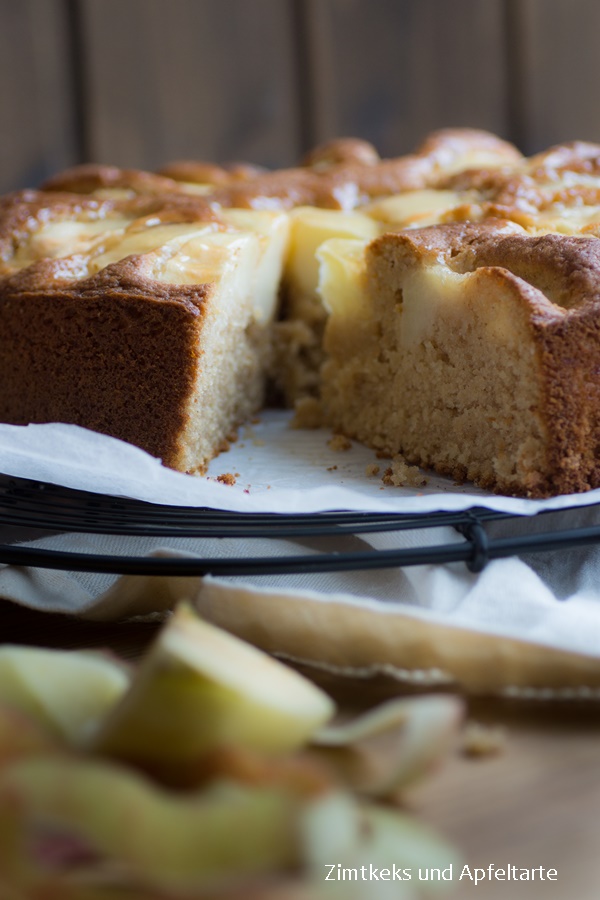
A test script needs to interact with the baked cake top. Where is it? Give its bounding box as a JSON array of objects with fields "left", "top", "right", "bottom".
[
  {"left": 0, "top": 189, "right": 287, "bottom": 315},
  {"left": 39, "top": 129, "right": 522, "bottom": 211}
]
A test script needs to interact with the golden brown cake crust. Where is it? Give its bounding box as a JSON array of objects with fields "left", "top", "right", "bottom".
[
  {"left": 528, "top": 140, "right": 600, "bottom": 176},
  {"left": 439, "top": 139, "right": 600, "bottom": 228},
  {"left": 300, "top": 137, "right": 382, "bottom": 169},
  {"left": 41, "top": 164, "right": 185, "bottom": 196},
  {"left": 157, "top": 160, "right": 268, "bottom": 184},
  {"left": 187, "top": 129, "right": 522, "bottom": 210},
  {"left": 0, "top": 188, "right": 220, "bottom": 272},
  {"left": 42, "top": 129, "right": 522, "bottom": 211}
]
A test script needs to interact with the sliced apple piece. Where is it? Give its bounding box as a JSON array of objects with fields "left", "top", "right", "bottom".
[
  {"left": 0, "top": 646, "right": 130, "bottom": 746},
  {"left": 92, "top": 604, "right": 335, "bottom": 771},
  {"left": 287, "top": 206, "right": 379, "bottom": 310}
]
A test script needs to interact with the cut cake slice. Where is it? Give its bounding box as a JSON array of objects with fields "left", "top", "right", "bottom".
[
  {"left": 319, "top": 222, "right": 600, "bottom": 497},
  {"left": 0, "top": 193, "right": 289, "bottom": 473}
]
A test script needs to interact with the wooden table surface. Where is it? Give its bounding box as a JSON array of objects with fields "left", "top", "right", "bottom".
[{"left": 1, "top": 597, "right": 598, "bottom": 900}]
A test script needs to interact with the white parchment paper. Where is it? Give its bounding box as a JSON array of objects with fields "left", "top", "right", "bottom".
[{"left": 1, "top": 409, "right": 600, "bottom": 515}]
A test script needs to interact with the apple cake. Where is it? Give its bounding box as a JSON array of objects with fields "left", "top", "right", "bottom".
[
  {"left": 0, "top": 128, "right": 520, "bottom": 476},
  {"left": 4, "top": 128, "right": 600, "bottom": 496}
]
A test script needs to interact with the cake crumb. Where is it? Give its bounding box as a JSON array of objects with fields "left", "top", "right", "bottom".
[
  {"left": 327, "top": 465, "right": 338, "bottom": 472},
  {"left": 216, "top": 473, "right": 236, "bottom": 486},
  {"left": 462, "top": 722, "right": 506, "bottom": 758},
  {"left": 382, "top": 454, "right": 428, "bottom": 487},
  {"left": 375, "top": 449, "right": 393, "bottom": 460},
  {"left": 328, "top": 433, "right": 353, "bottom": 451},
  {"left": 365, "top": 463, "right": 381, "bottom": 477},
  {"left": 291, "top": 396, "right": 324, "bottom": 429}
]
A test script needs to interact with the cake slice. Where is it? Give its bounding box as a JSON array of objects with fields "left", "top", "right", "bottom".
[
  {"left": 0, "top": 192, "right": 289, "bottom": 473},
  {"left": 319, "top": 222, "right": 600, "bottom": 497}
]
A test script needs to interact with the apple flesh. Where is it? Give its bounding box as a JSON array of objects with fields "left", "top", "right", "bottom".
[
  {"left": 92, "top": 604, "right": 335, "bottom": 771},
  {"left": 0, "top": 646, "right": 130, "bottom": 746}
]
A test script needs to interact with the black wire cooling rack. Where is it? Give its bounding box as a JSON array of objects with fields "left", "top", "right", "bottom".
[{"left": 1, "top": 474, "right": 600, "bottom": 578}]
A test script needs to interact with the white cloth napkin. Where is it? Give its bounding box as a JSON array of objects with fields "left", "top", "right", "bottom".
[{"left": 2, "top": 511, "right": 600, "bottom": 696}]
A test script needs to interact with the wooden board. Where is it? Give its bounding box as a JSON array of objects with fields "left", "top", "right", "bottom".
[
  {"left": 413, "top": 700, "right": 600, "bottom": 899},
  {"left": 78, "top": 0, "right": 302, "bottom": 170},
  {"left": 508, "top": 0, "right": 600, "bottom": 152},
  {"left": 0, "top": 0, "right": 78, "bottom": 192},
  {"left": 300, "top": 0, "right": 511, "bottom": 156}
]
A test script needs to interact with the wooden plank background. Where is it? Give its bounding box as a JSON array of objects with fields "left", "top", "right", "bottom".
[
  {"left": 300, "top": 0, "right": 510, "bottom": 155},
  {"left": 78, "top": 0, "right": 302, "bottom": 171},
  {"left": 0, "top": 0, "right": 77, "bottom": 194},
  {"left": 1, "top": 0, "right": 599, "bottom": 193},
  {"left": 506, "top": 0, "right": 600, "bottom": 151}
]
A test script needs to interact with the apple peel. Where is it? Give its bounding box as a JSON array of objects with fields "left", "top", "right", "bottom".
[
  {"left": 0, "top": 756, "right": 302, "bottom": 894},
  {"left": 310, "top": 695, "right": 464, "bottom": 797}
]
